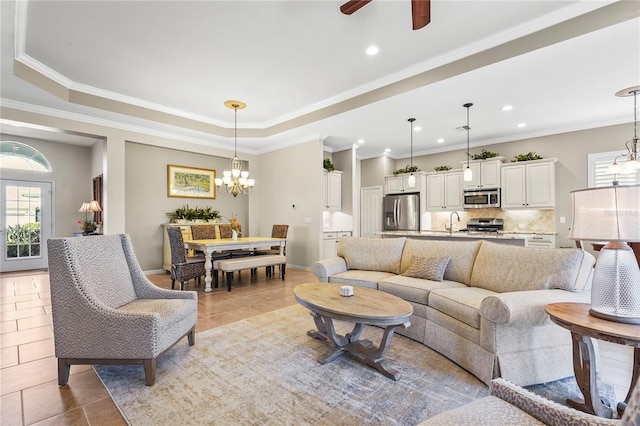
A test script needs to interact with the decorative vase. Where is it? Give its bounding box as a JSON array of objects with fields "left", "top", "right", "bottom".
[{"left": 232, "top": 230, "right": 238, "bottom": 241}]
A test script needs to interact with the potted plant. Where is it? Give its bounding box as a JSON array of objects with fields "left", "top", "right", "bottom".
[
  {"left": 323, "top": 158, "right": 336, "bottom": 172},
  {"left": 434, "top": 165, "right": 452, "bottom": 172},
  {"left": 471, "top": 149, "right": 500, "bottom": 160},
  {"left": 393, "top": 165, "right": 420, "bottom": 175},
  {"left": 166, "top": 205, "right": 220, "bottom": 223},
  {"left": 512, "top": 152, "right": 543, "bottom": 162}
]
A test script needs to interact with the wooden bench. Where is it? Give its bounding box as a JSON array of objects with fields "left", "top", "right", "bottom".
[{"left": 215, "top": 254, "right": 286, "bottom": 291}]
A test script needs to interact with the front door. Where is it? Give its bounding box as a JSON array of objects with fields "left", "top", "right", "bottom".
[{"left": 0, "top": 179, "right": 53, "bottom": 272}]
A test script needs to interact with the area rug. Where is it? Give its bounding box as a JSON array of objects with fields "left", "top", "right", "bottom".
[{"left": 95, "top": 304, "right": 604, "bottom": 426}]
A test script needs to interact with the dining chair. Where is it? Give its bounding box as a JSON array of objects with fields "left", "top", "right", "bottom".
[
  {"left": 261, "top": 224, "right": 289, "bottom": 275},
  {"left": 167, "top": 227, "right": 206, "bottom": 290},
  {"left": 47, "top": 234, "right": 197, "bottom": 386}
]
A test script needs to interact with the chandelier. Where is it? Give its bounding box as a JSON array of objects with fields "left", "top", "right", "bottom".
[
  {"left": 214, "top": 100, "right": 255, "bottom": 197},
  {"left": 463, "top": 103, "right": 473, "bottom": 182},
  {"left": 608, "top": 86, "right": 640, "bottom": 176}
]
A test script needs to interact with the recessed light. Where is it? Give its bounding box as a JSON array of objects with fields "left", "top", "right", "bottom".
[
  {"left": 517, "top": 123, "right": 527, "bottom": 128},
  {"left": 366, "top": 45, "right": 379, "bottom": 56},
  {"left": 357, "top": 139, "right": 365, "bottom": 144},
  {"left": 437, "top": 138, "right": 445, "bottom": 143},
  {"left": 502, "top": 105, "right": 513, "bottom": 111},
  {"left": 384, "top": 148, "right": 391, "bottom": 153},
  {"left": 414, "top": 126, "right": 422, "bottom": 131}
]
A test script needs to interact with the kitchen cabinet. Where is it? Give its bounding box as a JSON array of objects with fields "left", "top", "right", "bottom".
[
  {"left": 524, "top": 234, "right": 556, "bottom": 248},
  {"left": 426, "top": 171, "right": 463, "bottom": 211},
  {"left": 385, "top": 172, "right": 426, "bottom": 194},
  {"left": 501, "top": 158, "right": 557, "bottom": 209},
  {"left": 321, "top": 231, "right": 352, "bottom": 259},
  {"left": 462, "top": 157, "right": 505, "bottom": 190},
  {"left": 324, "top": 170, "right": 342, "bottom": 211}
]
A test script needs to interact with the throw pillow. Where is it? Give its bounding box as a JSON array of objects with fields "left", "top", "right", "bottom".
[{"left": 402, "top": 255, "right": 451, "bottom": 281}]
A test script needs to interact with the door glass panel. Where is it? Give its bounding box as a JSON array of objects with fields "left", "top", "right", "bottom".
[{"left": 5, "top": 185, "right": 41, "bottom": 259}]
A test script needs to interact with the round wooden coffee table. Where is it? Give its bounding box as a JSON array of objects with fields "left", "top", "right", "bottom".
[{"left": 294, "top": 283, "right": 413, "bottom": 380}]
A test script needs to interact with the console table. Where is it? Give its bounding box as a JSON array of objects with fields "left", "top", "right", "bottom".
[{"left": 545, "top": 302, "right": 640, "bottom": 418}]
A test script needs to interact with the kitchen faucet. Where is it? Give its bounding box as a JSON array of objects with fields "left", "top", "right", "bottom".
[{"left": 449, "top": 211, "right": 460, "bottom": 235}]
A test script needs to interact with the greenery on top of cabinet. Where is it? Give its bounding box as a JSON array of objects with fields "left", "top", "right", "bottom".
[
  {"left": 434, "top": 165, "right": 452, "bottom": 172},
  {"left": 512, "top": 152, "right": 543, "bottom": 162},
  {"left": 323, "top": 158, "right": 335, "bottom": 172},
  {"left": 471, "top": 149, "right": 500, "bottom": 160},
  {"left": 393, "top": 165, "right": 420, "bottom": 175}
]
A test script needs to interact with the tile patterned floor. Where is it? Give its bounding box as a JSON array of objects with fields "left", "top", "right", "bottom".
[{"left": 1, "top": 268, "right": 313, "bottom": 425}]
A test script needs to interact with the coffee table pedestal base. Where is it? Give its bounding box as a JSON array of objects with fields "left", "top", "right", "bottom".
[{"left": 307, "top": 311, "right": 409, "bottom": 381}]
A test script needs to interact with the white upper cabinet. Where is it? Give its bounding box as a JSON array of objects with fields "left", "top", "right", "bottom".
[
  {"left": 385, "top": 172, "right": 426, "bottom": 194},
  {"left": 462, "top": 157, "right": 505, "bottom": 190},
  {"left": 501, "top": 158, "right": 557, "bottom": 209},
  {"left": 426, "top": 171, "right": 463, "bottom": 211},
  {"left": 324, "top": 170, "right": 342, "bottom": 211}
]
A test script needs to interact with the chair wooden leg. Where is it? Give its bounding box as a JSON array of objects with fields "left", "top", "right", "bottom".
[
  {"left": 58, "top": 358, "right": 70, "bottom": 386},
  {"left": 144, "top": 359, "right": 156, "bottom": 386},
  {"left": 171, "top": 278, "right": 176, "bottom": 289},
  {"left": 214, "top": 270, "right": 219, "bottom": 288},
  {"left": 226, "top": 272, "right": 232, "bottom": 292},
  {"left": 281, "top": 264, "right": 286, "bottom": 280}
]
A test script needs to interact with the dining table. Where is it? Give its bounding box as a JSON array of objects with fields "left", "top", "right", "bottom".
[{"left": 184, "top": 237, "right": 286, "bottom": 292}]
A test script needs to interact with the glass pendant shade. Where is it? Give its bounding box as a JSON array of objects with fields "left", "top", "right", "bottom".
[
  {"left": 570, "top": 185, "right": 640, "bottom": 323},
  {"left": 463, "top": 167, "right": 473, "bottom": 182},
  {"left": 407, "top": 174, "right": 416, "bottom": 187}
]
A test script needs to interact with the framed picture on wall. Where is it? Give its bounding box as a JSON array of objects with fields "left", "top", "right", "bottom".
[{"left": 167, "top": 165, "right": 216, "bottom": 199}]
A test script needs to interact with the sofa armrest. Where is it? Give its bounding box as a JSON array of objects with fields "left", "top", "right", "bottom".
[
  {"left": 490, "top": 378, "right": 617, "bottom": 426},
  {"left": 311, "top": 257, "right": 347, "bottom": 282},
  {"left": 480, "top": 289, "right": 590, "bottom": 325}
]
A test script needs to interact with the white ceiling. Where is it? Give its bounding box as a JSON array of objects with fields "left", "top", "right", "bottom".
[{"left": 1, "top": 0, "right": 639, "bottom": 159}]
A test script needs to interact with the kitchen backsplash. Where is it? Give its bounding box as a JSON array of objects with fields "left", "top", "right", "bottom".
[{"left": 431, "top": 209, "right": 556, "bottom": 233}]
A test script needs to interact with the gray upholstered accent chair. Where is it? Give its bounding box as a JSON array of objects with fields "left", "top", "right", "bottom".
[
  {"left": 420, "top": 377, "right": 639, "bottom": 425},
  {"left": 47, "top": 234, "right": 197, "bottom": 386},
  {"left": 167, "top": 227, "right": 206, "bottom": 290}
]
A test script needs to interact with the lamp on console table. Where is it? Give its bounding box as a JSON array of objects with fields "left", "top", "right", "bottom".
[{"left": 570, "top": 184, "right": 640, "bottom": 324}]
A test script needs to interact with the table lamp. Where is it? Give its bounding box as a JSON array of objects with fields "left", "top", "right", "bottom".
[{"left": 569, "top": 184, "right": 640, "bottom": 324}]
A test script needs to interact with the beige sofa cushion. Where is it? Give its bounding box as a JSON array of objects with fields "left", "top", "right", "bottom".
[
  {"left": 429, "top": 287, "right": 496, "bottom": 329},
  {"left": 470, "top": 242, "right": 596, "bottom": 293},
  {"left": 400, "top": 239, "right": 482, "bottom": 285},
  {"left": 378, "top": 275, "right": 466, "bottom": 305},
  {"left": 337, "top": 236, "right": 406, "bottom": 274},
  {"left": 402, "top": 255, "right": 451, "bottom": 281}
]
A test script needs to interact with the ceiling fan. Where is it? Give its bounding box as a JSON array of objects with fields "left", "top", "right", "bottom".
[{"left": 340, "top": 0, "right": 431, "bottom": 30}]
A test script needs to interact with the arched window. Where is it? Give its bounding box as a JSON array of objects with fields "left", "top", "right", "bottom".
[{"left": 0, "top": 141, "right": 52, "bottom": 172}]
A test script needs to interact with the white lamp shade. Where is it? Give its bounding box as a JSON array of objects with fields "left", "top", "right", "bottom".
[
  {"left": 463, "top": 167, "right": 473, "bottom": 182},
  {"left": 241, "top": 171, "right": 249, "bottom": 179},
  {"left": 247, "top": 179, "right": 255, "bottom": 187},
  {"left": 78, "top": 202, "right": 90, "bottom": 212},
  {"left": 87, "top": 200, "right": 102, "bottom": 212},
  {"left": 407, "top": 174, "right": 416, "bottom": 187},
  {"left": 214, "top": 178, "right": 223, "bottom": 186},
  {"left": 223, "top": 171, "right": 231, "bottom": 178},
  {"left": 623, "top": 159, "right": 640, "bottom": 172},
  {"left": 570, "top": 185, "right": 640, "bottom": 242},
  {"left": 607, "top": 162, "right": 623, "bottom": 174}
]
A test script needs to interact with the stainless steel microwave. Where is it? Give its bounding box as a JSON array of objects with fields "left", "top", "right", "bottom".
[{"left": 463, "top": 188, "right": 501, "bottom": 209}]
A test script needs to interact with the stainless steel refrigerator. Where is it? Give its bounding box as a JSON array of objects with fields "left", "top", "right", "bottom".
[{"left": 383, "top": 193, "right": 420, "bottom": 231}]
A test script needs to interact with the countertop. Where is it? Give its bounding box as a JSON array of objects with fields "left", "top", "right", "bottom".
[{"left": 378, "top": 230, "right": 554, "bottom": 240}]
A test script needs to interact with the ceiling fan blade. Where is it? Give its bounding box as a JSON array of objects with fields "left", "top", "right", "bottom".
[
  {"left": 411, "top": 0, "right": 431, "bottom": 30},
  {"left": 340, "top": 0, "right": 372, "bottom": 15}
]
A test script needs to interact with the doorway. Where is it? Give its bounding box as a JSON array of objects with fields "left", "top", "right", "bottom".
[{"left": 0, "top": 179, "right": 53, "bottom": 271}]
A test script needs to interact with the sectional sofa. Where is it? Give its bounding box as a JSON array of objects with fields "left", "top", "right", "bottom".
[{"left": 311, "top": 236, "right": 595, "bottom": 386}]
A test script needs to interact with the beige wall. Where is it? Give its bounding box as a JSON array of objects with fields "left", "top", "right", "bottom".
[
  {"left": 124, "top": 142, "right": 250, "bottom": 270},
  {"left": 0, "top": 134, "right": 93, "bottom": 238},
  {"left": 253, "top": 139, "right": 324, "bottom": 268},
  {"left": 361, "top": 122, "right": 633, "bottom": 248},
  {"left": 360, "top": 156, "right": 395, "bottom": 188}
]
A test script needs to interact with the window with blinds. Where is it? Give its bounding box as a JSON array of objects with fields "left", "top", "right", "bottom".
[{"left": 588, "top": 151, "right": 639, "bottom": 187}]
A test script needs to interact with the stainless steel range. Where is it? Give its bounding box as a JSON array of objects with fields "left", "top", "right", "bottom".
[{"left": 465, "top": 218, "right": 504, "bottom": 233}]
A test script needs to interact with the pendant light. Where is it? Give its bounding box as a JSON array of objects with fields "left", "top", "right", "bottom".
[
  {"left": 607, "top": 86, "right": 640, "bottom": 176},
  {"left": 463, "top": 103, "right": 473, "bottom": 182},
  {"left": 407, "top": 118, "right": 416, "bottom": 187},
  {"left": 214, "top": 100, "right": 255, "bottom": 197}
]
